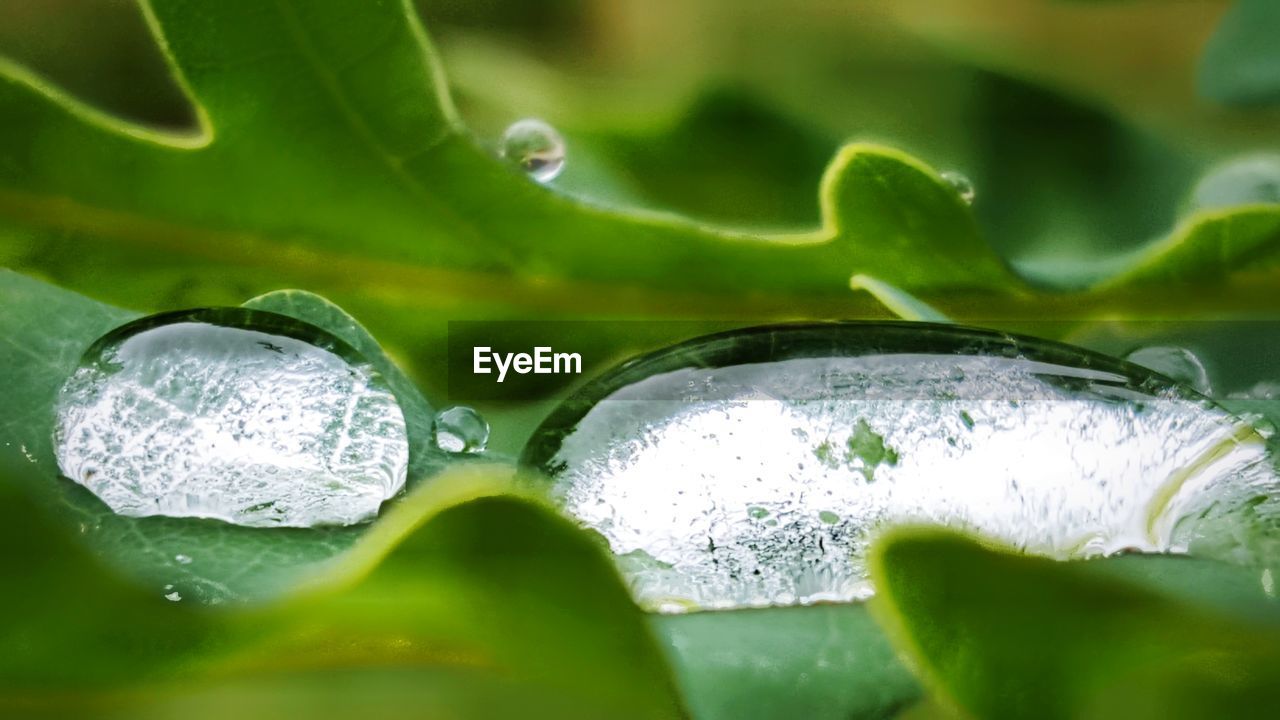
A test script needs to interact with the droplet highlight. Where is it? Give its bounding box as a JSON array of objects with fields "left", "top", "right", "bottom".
[
  {"left": 522, "top": 323, "right": 1279, "bottom": 612},
  {"left": 433, "top": 406, "right": 490, "bottom": 454},
  {"left": 500, "top": 118, "right": 565, "bottom": 183},
  {"left": 53, "top": 308, "right": 410, "bottom": 528},
  {"left": 941, "top": 170, "right": 975, "bottom": 205}
]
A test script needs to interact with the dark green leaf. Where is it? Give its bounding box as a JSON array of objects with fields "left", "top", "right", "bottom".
[
  {"left": 869, "top": 527, "right": 1280, "bottom": 720},
  {"left": 652, "top": 603, "right": 920, "bottom": 720}
]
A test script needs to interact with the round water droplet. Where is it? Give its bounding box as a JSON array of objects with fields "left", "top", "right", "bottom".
[
  {"left": 940, "top": 170, "right": 975, "bottom": 205},
  {"left": 1190, "top": 154, "right": 1280, "bottom": 211},
  {"left": 1124, "top": 345, "right": 1212, "bottom": 395},
  {"left": 500, "top": 118, "right": 565, "bottom": 183},
  {"left": 54, "top": 309, "right": 409, "bottom": 528},
  {"left": 433, "top": 406, "right": 489, "bottom": 453},
  {"left": 522, "top": 323, "right": 1278, "bottom": 612}
]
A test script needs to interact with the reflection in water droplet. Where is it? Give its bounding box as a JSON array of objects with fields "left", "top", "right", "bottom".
[
  {"left": 174, "top": 554, "right": 193, "bottom": 565},
  {"left": 433, "top": 406, "right": 490, "bottom": 453},
  {"left": 940, "top": 170, "right": 975, "bottom": 205},
  {"left": 523, "top": 324, "right": 1279, "bottom": 612},
  {"left": 1124, "top": 346, "right": 1212, "bottom": 395},
  {"left": 500, "top": 118, "right": 565, "bottom": 183},
  {"left": 53, "top": 309, "right": 409, "bottom": 528},
  {"left": 1191, "top": 154, "right": 1280, "bottom": 211}
]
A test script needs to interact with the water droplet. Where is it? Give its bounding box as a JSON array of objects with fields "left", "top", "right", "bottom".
[
  {"left": 1124, "top": 346, "right": 1212, "bottom": 395},
  {"left": 522, "top": 323, "right": 1278, "bottom": 612},
  {"left": 164, "top": 591, "right": 182, "bottom": 602},
  {"left": 53, "top": 309, "right": 409, "bottom": 528},
  {"left": 500, "top": 118, "right": 565, "bottom": 183},
  {"left": 1190, "top": 154, "right": 1280, "bottom": 211},
  {"left": 433, "top": 406, "right": 489, "bottom": 453},
  {"left": 1263, "top": 568, "right": 1275, "bottom": 598},
  {"left": 1230, "top": 381, "right": 1280, "bottom": 401},
  {"left": 174, "top": 554, "right": 193, "bottom": 565},
  {"left": 940, "top": 170, "right": 975, "bottom": 205}
]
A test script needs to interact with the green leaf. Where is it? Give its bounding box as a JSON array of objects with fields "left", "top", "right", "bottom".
[
  {"left": 869, "top": 527, "right": 1280, "bottom": 720},
  {"left": 1198, "top": 0, "right": 1280, "bottom": 107},
  {"left": 849, "top": 274, "right": 950, "bottom": 322},
  {"left": 0, "top": 456, "right": 686, "bottom": 719},
  {"left": 652, "top": 604, "right": 920, "bottom": 720},
  {"left": 3, "top": 0, "right": 1277, "bottom": 360}
]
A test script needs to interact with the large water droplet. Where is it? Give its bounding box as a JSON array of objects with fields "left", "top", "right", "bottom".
[
  {"left": 940, "top": 170, "right": 975, "bottom": 205},
  {"left": 54, "top": 309, "right": 409, "bottom": 528},
  {"left": 522, "top": 323, "right": 1279, "bottom": 612},
  {"left": 433, "top": 406, "right": 490, "bottom": 453},
  {"left": 500, "top": 118, "right": 565, "bottom": 183},
  {"left": 1190, "top": 154, "right": 1280, "bottom": 211},
  {"left": 1124, "top": 345, "right": 1212, "bottom": 395}
]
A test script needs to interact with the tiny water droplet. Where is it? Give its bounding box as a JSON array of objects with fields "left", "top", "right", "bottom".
[
  {"left": 174, "top": 554, "right": 193, "bottom": 565},
  {"left": 164, "top": 591, "right": 182, "bottom": 602},
  {"left": 53, "top": 309, "right": 409, "bottom": 528},
  {"left": 941, "top": 170, "right": 975, "bottom": 205},
  {"left": 1190, "top": 154, "right": 1280, "bottom": 211},
  {"left": 1124, "top": 346, "right": 1212, "bottom": 395},
  {"left": 500, "top": 118, "right": 565, "bottom": 183},
  {"left": 433, "top": 406, "right": 490, "bottom": 453}
]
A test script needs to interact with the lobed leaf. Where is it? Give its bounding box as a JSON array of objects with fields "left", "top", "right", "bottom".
[{"left": 869, "top": 527, "right": 1280, "bottom": 720}]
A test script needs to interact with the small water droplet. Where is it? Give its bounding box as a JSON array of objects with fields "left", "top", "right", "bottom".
[
  {"left": 53, "top": 309, "right": 409, "bottom": 528},
  {"left": 500, "top": 118, "right": 565, "bottom": 183},
  {"left": 940, "top": 170, "right": 975, "bottom": 205},
  {"left": 1124, "top": 346, "right": 1212, "bottom": 395},
  {"left": 164, "top": 591, "right": 182, "bottom": 602},
  {"left": 174, "top": 554, "right": 193, "bottom": 565},
  {"left": 433, "top": 406, "right": 490, "bottom": 453},
  {"left": 1190, "top": 154, "right": 1280, "bottom": 211},
  {"left": 1263, "top": 568, "right": 1275, "bottom": 598}
]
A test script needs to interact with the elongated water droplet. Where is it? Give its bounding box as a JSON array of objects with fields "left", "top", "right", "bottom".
[
  {"left": 1124, "top": 345, "right": 1212, "bottom": 395},
  {"left": 940, "top": 170, "right": 975, "bottom": 205},
  {"left": 523, "top": 323, "right": 1278, "bottom": 612},
  {"left": 54, "top": 309, "right": 409, "bottom": 528},
  {"left": 433, "top": 406, "right": 489, "bottom": 453},
  {"left": 500, "top": 118, "right": 565, "bottom": 183},
  {"left": 1191, "top": 154, "right": 1280, "bottom": 211},
  {"left": 174, "top": 554, "right": 193, "bottom": 565}
]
